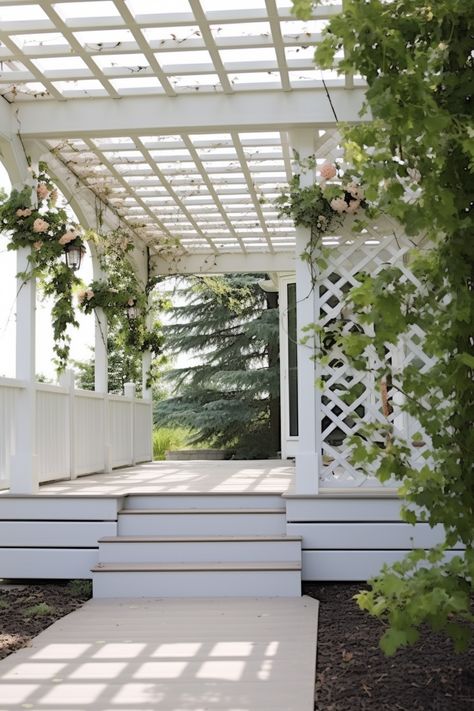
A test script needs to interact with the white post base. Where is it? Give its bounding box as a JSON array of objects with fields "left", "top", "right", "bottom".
[
  {"left": 10, "top": 452, "right": 39, "bottom": 494},
  {"left": 295, "top": 452, "right": 319, "bottom": 495}
]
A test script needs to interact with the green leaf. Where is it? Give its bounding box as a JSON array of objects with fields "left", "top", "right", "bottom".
[{"left": 459, "top": 352, "right": 474, "bottom": 369}]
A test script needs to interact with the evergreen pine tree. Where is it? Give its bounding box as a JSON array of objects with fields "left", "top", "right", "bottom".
[
  {"left": 73, "top": 330, "right": 142, "bottom": 395},
  {"left": 155, "top": 274, "right": 280, "bottom": 458}
]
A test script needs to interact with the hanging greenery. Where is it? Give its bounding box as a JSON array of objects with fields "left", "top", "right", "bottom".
[
  {"left": 0, "top": 162, "right": 86, "bottom": 370},
  {"left": 275, "top": 155, "right": 370, "bottom": 275},
  {"left": 291, "top": 0, "right": 474, "bottom": 654},
  {"left": 77, "top": 230, "right": 166, "bottom": 387}
]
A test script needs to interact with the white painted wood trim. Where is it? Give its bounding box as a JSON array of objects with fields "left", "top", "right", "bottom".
[
  {"left": 287, "top": 522, "right": 457, "bottom": 549},
  {"left": 285, "top": 497, "right": 410, "bottom": 522},
  {"left": 302, "top": 549, "right": 462, "bottom": 581},
  {"left": 0, "top": 521, "right": 117, "bottom": 547},
  {"left": 0, "top": 548, "right": 99, "bottom": 579}
]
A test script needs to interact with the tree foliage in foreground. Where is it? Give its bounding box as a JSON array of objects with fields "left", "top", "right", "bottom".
[
  {"left": 155, "top": 274, "right": 280, "bottom": 459},
  {"left": 293, "top": 0, "right": 474, "bottom": 653}
]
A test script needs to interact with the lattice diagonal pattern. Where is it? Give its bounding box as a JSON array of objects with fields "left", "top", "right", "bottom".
[{"left": 316, "top": 231, "right": 434, "bottom": 488}]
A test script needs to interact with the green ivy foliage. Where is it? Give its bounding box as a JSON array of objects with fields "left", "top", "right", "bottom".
[
  {"left": 78, "top": 231, "right": 166, "bottom": 387},
  {"left": 292, "top": 0, "right": 474, "bottom": 654},
  {"left": 0, "top": 164, "right": 85, "bottom": 370}
]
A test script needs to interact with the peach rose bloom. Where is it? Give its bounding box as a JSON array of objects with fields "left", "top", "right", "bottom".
[
  {"left": 33, "top": 218, "right": 49, "bottom": 233},
  {"left": 345, "top": 199, "right": 361, "bottom": 214},
  {"left": 16, "top": 208, "right": 32, "bottom": 218},
  {"left": 58, "top": 230, "right": 76, "bottom": 245},
  {"left": 346, "top": 183, "right": 365, "bottom": 201},
  {"left": 37, "top": 183, "right": 50, "bottom": 200},
  {"left": 319, "top": 162, "right": 337, "bottom": 180},
  {"left": 330, "top": 197, "right": 347, "bottom": 213},
  {"left": 33, "top": 240, "right": 43, "bottom": 251}
]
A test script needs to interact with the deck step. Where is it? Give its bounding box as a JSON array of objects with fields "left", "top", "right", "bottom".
[
  {"left": 92, "top": 561, "right": 301, "bottom": 597},
  {"left": 124, "top": 493, "right": 285, "bottom": 510},
  {"left": 118, "top": 509, "right": 287, "bottom": 536},
  {"left": 98, "top": 534, "right": 302, "bottom": 563}
]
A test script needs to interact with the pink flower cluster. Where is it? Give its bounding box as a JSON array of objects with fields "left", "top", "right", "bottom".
[
  {"left": 16, "top": 208, "right": 32, "bottom": 218},
  {"left": 37, "top": 183, "right": 50, "bottom": 200},
  {"left": 78, "top": 288, "right": 95, "bottom": 305},
  {"left": 330, "top": 183, "right": 365, "bottom": 215},
  {"left": 58, "top": 227, "right": 80, "bottom": 245},
  {"left": 33, "top": 218, "right": 49, "bottom": 233},
  {"left": 319, "top": 162, "right": 337, "bottom": 180}
]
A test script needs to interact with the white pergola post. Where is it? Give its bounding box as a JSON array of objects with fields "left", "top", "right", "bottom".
[
  {"left": 142, "top": 346, "right": 152, "bottom": 402},
  {"left": 289, "top": 129, "right": 321, "bottom": 494},
  {"left": 11, "top": 247, "right": 39, "bottom": 493},
  {"left": 94, "top": 308, "right": 108, "bottom": 393},
  {"left": 4, "top": 139, "right": 40, "bottom": 494}
]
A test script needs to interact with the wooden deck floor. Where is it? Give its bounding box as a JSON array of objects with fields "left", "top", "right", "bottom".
[
  {"left": 0, "top": 596, "right": 318, "bottom": 710},
  {"left": 39, "top": 460, "right": 295, "bottom": 496}
]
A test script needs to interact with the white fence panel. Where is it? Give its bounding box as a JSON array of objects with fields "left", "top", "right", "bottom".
[
  {"left": 110, "top": 396, "right": 133, "bottom": 468},
  {"left": 36, "top": 385, "right": 69, "bottom": 483},
  {"left": 1, "top": 376, "right": 153, "bottom": 490},
  {"left": 0, "top": 379, "right": 23, "bottom": 490},
  {"left": 134, "top": 400, "right": 153, "bottom": 463},
  {"left": 74, "top": 391, "right": 105, "bottom": 476}
]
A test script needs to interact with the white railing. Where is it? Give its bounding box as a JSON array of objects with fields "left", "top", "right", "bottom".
[
  {"left": 0, "top": 375, "right": 153, "bottom": 490},
  {"left": 0, "top": 378, "right": 23, "bottom": 490},
  {"left": 36, "top": 383, "right": 70, "bottom": 483}
]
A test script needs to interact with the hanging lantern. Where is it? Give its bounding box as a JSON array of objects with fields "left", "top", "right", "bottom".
[{"left": 63, "top": 243, "right": 84, "bottom": 271}]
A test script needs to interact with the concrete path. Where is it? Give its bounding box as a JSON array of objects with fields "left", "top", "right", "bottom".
[{"left": 0, "top": 597, "right": 318, "bottom": 710}]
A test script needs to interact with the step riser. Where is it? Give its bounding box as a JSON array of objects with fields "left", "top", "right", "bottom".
[
  {"left": 125, "top": 495, "right": 285, "bottom": 511},
  {"left": 92, "top": 570, "right": 301, "bottom": 597},
  {"left": 118, "top": 513, "right": 286, "bottom": 537},
  {"left": 98, "top": 540, "right": 301, "bottom": 563}
]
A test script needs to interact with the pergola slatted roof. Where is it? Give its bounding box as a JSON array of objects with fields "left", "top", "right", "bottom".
[{"left": 0, "top": 0, "right": 374, "bottom": 263}]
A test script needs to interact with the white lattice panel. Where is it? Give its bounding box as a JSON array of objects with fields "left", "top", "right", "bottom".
[{"left": 316, "top": 231, "right": 431, "bottom": 488}]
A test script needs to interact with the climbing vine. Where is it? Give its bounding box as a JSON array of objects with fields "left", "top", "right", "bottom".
[
  {"left": 78, "top": 230, "right": 166, "bottom": 387},
  {"left": 291, "top": 0, "right": 474, "bottom": 654},
  {"left": 0, "top": 163, "right": 166, "bottom": 382},
  {"left": 0, "top": 163, "right": 86, "bottom": 370}
]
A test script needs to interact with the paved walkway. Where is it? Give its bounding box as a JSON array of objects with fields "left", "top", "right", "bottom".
[
  {"left": 0, "top": 597, "right": 318, "bottom": 710},
  {"left": 39, "top": 460, "right": 294, "bottom": 496}
]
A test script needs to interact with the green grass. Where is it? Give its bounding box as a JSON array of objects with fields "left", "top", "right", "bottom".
[
  {"left": 67, "top": 579, "right": 92, "bottom": 599},
  {"left": 153, "top": 427, "right": 193, "bottom": 460},
  {"left": 152, "top": 427, "right": 217, "bottom": 460},
  {"left": 24, "top": 602, "right": 56, "bottom": 617}
]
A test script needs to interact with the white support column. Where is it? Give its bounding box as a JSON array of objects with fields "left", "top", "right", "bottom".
[
  {"left": 94, "top": 307, "right": 108, "bottom": 393},
  {"left": 124, "top": 382, "right": 137, "bottom": 465},
  {"left": 91, "top": 247, "right": 109, "bottom": 394},
  {"left": 59, "top": 368, "right": 76, "bottom": 479},
  {"left": 11, "top": 247, "right": 39, "bottom": 493},
  {"left": 142, "top": 350, "right": 152, "bottom": 402},
  {"left": 289, "top": 129, "right": 321, "bottom": 494}
]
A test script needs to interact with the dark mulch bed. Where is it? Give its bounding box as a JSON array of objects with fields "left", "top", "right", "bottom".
[
  {"left": 0, "top": 580, "right": 92, "bottom": 660},
  {"left": 1, "top": 579, "right": 473, "bottom": 710},
  {"left": 304, "top": 582, "right": 474, "bottom": 711}
]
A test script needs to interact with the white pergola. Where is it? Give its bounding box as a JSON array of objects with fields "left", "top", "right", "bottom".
[
  {"left": 0, "top": 0, "right": 368, "bottom": 267},
  {"left": 2, "top": 1, "right": 411, "bottom": 497}
]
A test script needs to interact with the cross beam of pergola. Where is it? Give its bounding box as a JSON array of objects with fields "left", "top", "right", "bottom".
[{"left": 0, "top": 0, "right": 371, "bottom": 271}]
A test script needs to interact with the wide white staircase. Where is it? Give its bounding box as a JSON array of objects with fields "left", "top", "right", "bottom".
[{"left": 92, "top": 493, "right": 302, "bottom": 597}]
